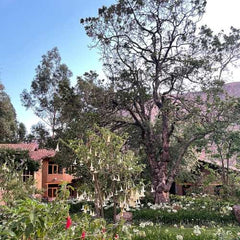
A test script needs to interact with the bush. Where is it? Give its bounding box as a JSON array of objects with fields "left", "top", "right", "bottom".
[
  {"left": 0, "top": 197, "right": 135, "bottom": 240},
  {"left": 132, "top": 208, "right": 236, "bottom": 225},
  {"left": 132, "top": 194, "right": 237, "bottom": 226},
  {"left": 133, "top": 226, "right": 240, "bottom": 240}
]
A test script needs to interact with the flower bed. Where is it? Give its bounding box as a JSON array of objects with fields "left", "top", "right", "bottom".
[
  {"left": 133, "top": 226, "right": 240, "bottom": 240},
  {"left": 132, "top": 194, "right": 237, "bottom": 226}
]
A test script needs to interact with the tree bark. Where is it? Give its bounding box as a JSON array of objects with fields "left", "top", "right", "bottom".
[
  {"left": 154, "top": 161, "right": 171, "bottom": 203},
  {"left": 154, "top": 103, "right": 171, "bottom": 203}
]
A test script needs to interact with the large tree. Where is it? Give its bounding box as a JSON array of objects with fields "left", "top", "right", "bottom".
[
  {"left": 0, "top": 82, "right": 17, "bottom": 142},
  {"left": 21, "top": 47, "right": 73, "bottom": 138},
  {"left": 81, "top": 0, "right": 240, "bottom": 202}
]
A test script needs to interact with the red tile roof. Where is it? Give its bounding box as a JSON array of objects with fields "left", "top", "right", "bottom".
[
  {"left": 29, "top": 149, "right": 55, "bottom": 161},
  {"left": 0, "top": 143, "right": 55, "bottom": 161},
  {"left": 0, "top": 143, "right": 39, "bottom": 151}
]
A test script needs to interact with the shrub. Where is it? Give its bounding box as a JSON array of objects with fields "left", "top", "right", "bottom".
[
  {"left": 132, "top": 194, "right": 237, "bottom": 226},
  {"left": 133, "top": 208, "right": 236, "bottom": 225},
  {"left": 133, "top": 226, "right": 240, "bottom": 240}
]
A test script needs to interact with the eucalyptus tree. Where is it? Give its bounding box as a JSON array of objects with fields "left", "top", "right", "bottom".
[
  {"left": 21, "top": 47, "right": 73, "bottom": 138},
  {"left": 81, "top": 0, "right": 240, "bottom": 202}
]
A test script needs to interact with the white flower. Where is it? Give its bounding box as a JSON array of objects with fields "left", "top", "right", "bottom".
[
  {"left": 176, "top": 234, "right": 183, "bottom": 240},
  {"left": 193, "top": 225, "right": 201, "bottom": 236},
  {"left": 139, "top": 221, "right": 154, "bottom": 228}
]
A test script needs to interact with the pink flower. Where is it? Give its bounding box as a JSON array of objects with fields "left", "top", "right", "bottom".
[
  {"left": 81, "top": 231, "right": 86, "bottom": 239},
  {"left": 65, "top": 216, "right": 72, "bottom": 229},
  {"left": 114, "top": 234, "right": 119, "bottom": 239}
]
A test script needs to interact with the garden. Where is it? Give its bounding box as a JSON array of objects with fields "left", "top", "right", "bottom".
[
  {"left": 2, "top": 0, "right": 240, "bottom": 239},
  {"left": 1, "top": 190, "right": 240, "bottom": 240},
  {"left": 1, "top": 127, "right": 240, "bottom": 240}
]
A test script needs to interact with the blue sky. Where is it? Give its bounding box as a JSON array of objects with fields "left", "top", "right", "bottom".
[
  {"left": 1, "top": 0, "right": 240, "bottom": 132},
  {"left": 0, "top": 0, "right": 115, "bottom": 131}
]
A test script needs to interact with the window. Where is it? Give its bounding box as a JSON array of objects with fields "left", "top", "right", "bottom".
[
  {"left": 48, "top": 161, "right": 63, "bottom": 174},
  {"left": 22, "top": 169, "right": 34, "bottom": 182},
  {"left": 48, "top": 184, "right": 59, "bottom": 198}
]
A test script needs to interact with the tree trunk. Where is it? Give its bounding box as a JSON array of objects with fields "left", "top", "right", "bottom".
[
  {"left": 94, "top": 197, "right": 100, "bottom": 218},
  {"left": 154, "top": 104, "right": 171, "bottom": 203},
  {"left": 147, "top": 145, "right": 172, "bottom": 203},
  {"left": 145, "top": 108, "right": 172, "bottom": 203},
  {"left": 153, "top": 161, "right": 171, "bottom": 203}
]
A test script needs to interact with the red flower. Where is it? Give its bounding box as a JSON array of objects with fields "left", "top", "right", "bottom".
[
  {"left": 102, "top": 228, "right": 106, "bottom": 233},
  {"left": 114, "top": 234, "right": 119, "bottom": 239},
  {"left": 65, "top": 215, "right": 72, "bottom": 229},
  {"left": 81, "top": 231, "right": 86, "bottom": 239}
]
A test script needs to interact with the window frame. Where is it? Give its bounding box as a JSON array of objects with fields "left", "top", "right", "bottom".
[
  {"left": 22, "top": 169, "right": 34, "bottom": 182},
  {"left": 48, "top": 161, "right": 63, "bottom": 174},
  {"left": 47, "top": 184, "right": 59, "bottom": 198}
]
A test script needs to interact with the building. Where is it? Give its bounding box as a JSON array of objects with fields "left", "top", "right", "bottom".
[{"left": 0, "top": 143, "right": 74, "bottom": 200}]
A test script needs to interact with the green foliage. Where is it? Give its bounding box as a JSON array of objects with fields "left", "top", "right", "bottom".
[
  {"left": 0, "top": 82, "right": 17, "bottom": 142},
  {"left": 81, "top": 0, "right": 240, "bottom": 203},
  {"left": 0, "top": 148, "right": 40, "bottom": 205},
  {"left": 133, "top": 208, "right": 236, "bottom": 226},
  {"left": 175, "top": 148, "right": 202, "bottom": 184},
  {"left": 133, "top": 195, "right": 237, "bottom": 226},
  {"left": 0, "top": 185, "right": 137, "bottom": 240},
  {"left": 0, "top": 198, "right": 69, "bottom": 239},
  {"left": 21, "top": 47, "right": 73, "bottom": 137},
  {"left": 17, "top": 122, "right": 27, "bottom": 142},
  {"left": 133, "top": 226, "right": 240, "bottom": 240},
  {"left": 0, "top": 148, "right": 39, "bottom": 172},
  {"left": 61, "top": 126, "right": 144, "bottom": 218},
  {"left": 26, "top": 122, "right": 55, "bottom": 148},
  {"left": 0, "top": 165, "right": 38, "bottom": 206},
  {"left": 55, "top": 71, "right": 114, "bottom": 167}
]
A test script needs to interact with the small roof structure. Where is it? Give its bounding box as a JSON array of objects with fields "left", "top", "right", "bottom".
[
  {"left": 199, "top": 148, "right": 240, "bottom": 172},
  {"left": 0, "top": 143, "right": 55, "bottom": 161}
]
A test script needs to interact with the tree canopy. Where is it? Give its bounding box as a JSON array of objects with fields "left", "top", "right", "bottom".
[
  {"left": 21, "top": 47, "right": 73, "bottom": 138},
  {"left": 81, "top": 0, "right": 240, "bottom": 202},
  {"left": 0, "top": 82, "right": 18, "bottom": 143}
]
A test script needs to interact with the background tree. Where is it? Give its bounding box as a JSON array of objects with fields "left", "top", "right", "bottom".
[
  {"left": 21, "top": 47, "right": 73, "bottom": 138},
  {"left": 55, "top": 71, "right": 116, "bottom": 166},
  {"left": 61, "top": 70, "right": 114, "bottom": 139},
  {"left": 81, "top": 0, "right": 240, "bottom": 202},
  {"left": 207, "top": 99, "right": 240, "bottom": 187},
  {"left": 0, "top": 82, "right": 17, "bottom": 143},
  {"left": 17, "top": 122, "right": 27, "bottom": 142},
  {"left": 26, "top": 122, "right": 53, "bottom": 148}
]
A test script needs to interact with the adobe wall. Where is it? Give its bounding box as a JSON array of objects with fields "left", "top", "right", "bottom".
[
  {"left": 41, "top": 158, "right": 74, "bottom": 198},
  {"left": 34, "top": 161, "right": 43, "bottom": 190}
]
